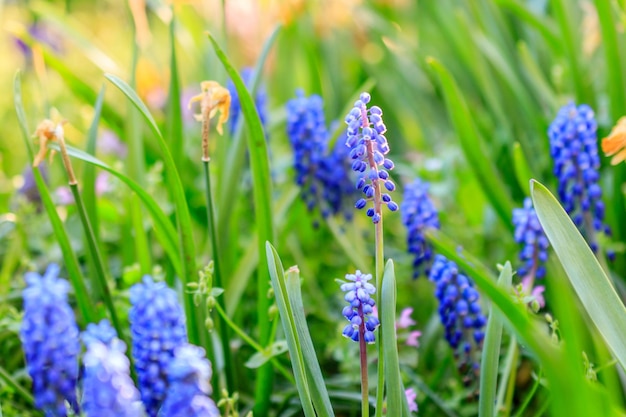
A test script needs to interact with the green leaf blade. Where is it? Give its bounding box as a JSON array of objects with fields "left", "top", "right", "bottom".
[{"left": 530, "top": 180, "right": 626, "bottom": 370}]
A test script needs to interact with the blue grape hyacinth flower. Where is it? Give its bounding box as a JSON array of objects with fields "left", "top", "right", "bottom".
[
  {"left": 345, "top": 92, "right": 398, "bottom": 223},
  {"left": 82, "top": 331, "right": 143, "bottom": 417},
  {"left": 512, "top": 198, "right": 549, "bottom": 279},
  {"left": 227, "top": 67, "right": 268, "bottom": 135},
  {"left": 401, "top": 179, "right": 441, "bottom": 278},
  {"left": 159, "top": 344, "right": 219, "bottom": 417},
  {"left": 548, "top": 102, "right": 611, "bottom": 253},
  {"left": 340, "top": 271, "right": 380, "bottom": 343},
  {"left": 20, "top": 263, "right": 80, "bottom": 416},
  {"left": 429, "top": 255, "right": 486, "bottom": 374},
  {"left": 129, "top": 276, "right": 188, "bottom": 417},
  {"left": 82, "top": 319, "right": 118, "bottom": 347}
]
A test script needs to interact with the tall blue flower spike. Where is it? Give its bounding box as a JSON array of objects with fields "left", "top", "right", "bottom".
[
  {"left": 82, "top": 319, "right": 117, "bottom": 347},
  {"left": 429, "top": 255, "right": 486, "bottom": 376},
  {"left": 401, "top": 179, "right": 441, "bottom": 278},
  {"left": 286, "top": 92, "right": 356, "bottom": 219},
  {"left": 345, "top": 92, "right": 398, "bottom": 223},
  {"left": 227, "top": 67, "right": 268, "bottom": 135},
  {"left": 159, "top": 344, "right": 220, "bottom": 417},
  {"left": 340, "top": 271, "right": 380, "bottom": 343},
  {"left": 512, "top": 198, "right": 549, "bottom": 278},
  {"left": 129, "top": 276, "right": 188, "bottom": 417},
  {"left": 548, "top": 102, "right": 612, "bottom": 253},
  {"left": 20, "top": 263, "right": 80, "bottom": 416},
  {"left": 82, "top": 334, "right": 143, "bottom": 417}
]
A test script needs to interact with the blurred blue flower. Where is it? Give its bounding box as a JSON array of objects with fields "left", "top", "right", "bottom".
[
  {"left": 512, "top": 198, "right": 549, "bottom": 278},
  {"left": 548, "top": 102, "right": 611, "bottom": 252},
  {"left": 429, "top": 255, "right": 486, "bottom": 373},
  {"left": 159, "top": 344, "right": 219, "bottom": 417},
  {"left": 82, "top": 319, "right": 118, "bottom": 348},
  {"left": 82, "top": 337, "right": 143, "bottom": 417},
  {"left": 345, "top": 92, "right": 397, "bottom": 223},
  {"left": 317, "top": 135, "right": 358, "bottom": 219},
  {"left": 401, "top": 179, "right": 440, "bottom": 278},
  {"left": 129, "top": 276, "right": 188, "bottom": 417},
  {"left": 20, "top": 263, "right": 80, "bottom": 416},
  {"left": 227, "top": 67, "right": 268, "bottom": 135},
  {"left": 340, "top": 270, "right": 380, "bottom": 344}
]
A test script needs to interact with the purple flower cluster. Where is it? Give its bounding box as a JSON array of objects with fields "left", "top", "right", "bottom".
[
  {"left": 548, "top": 102, "right": 611, "bottom": 252},
  {"left": 345, "top": 92, "right": 397, "bottom": 223},
  {"left": 340, "top": 271, "right": 380, "bottom": 343},
  {"left": 159, "top": 344, "right": 220, "bottom": 417},
  {"left": 429, "top": 255, "right": 486, "bottom": 371},
  {"left": 286, "top": 91, "right": 356, "bottom": 219},
  {"left": 227, "top": 67, "right": 268, "bottom": 135},
  {"left": 129, "top": 276, "right": 188, "bottom": 417},
  {"left": 512, "top": 198, "right": 549, "bottom": 278},
  {"left": 20, "top": 264, "right": 80, "bottom": 416},
  {"left": 401, "top": 179, "right": 440, "bottom": 278},
  {"left": 82, "top": 321, "right": 143, "bottom": 417}
]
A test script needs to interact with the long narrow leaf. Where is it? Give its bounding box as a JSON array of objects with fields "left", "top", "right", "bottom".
[
  {"left": 286, "top": 264, "right": 335, "bottom": 417},
  {"left": 381, "top": 260, "right": 410, "bottom": 417},
  {"left": 14, "top": 71, "right": 97, "bottom": 325},
  {"left": 105, "top": 73, "right": 202, "bottom": 346},
  {"left": 479, "top": 262, "right": 512, "bottom": 417},
  {"left": 530, "top": 180, "right": 626, "bottom": 370},
  {"left": 427, "top": 58, "right": 514, "bottom": 230},
  {"left": 266, "top": 243, "right": 316, "bottom": 417},
  {"left": 208, "top": 32, "right": 277, "bottom": 415}
]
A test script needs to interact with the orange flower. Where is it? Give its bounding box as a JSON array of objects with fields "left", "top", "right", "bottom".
[{"left": 601, "top": 117, "right": 626, "bottom": 165}]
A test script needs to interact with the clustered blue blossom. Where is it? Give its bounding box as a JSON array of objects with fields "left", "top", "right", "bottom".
[
  {"left": 227, "top": 67, "right": 268, "bottom": 135},
  {"left": 129, "top": 276, "right": 188, "bottom": 417},
  {"left": 286, "top": 91, "right": 356, "bottom": 219},
  {"left": 82, "top": 328, "right": 143, "bottom": 417},
  {"left": 340, "top": 270, "right": 380, "bottom": 343},
  {"left": 20, "top": 263, "right": 80, "bottom": 417},
  {"left": 548, "top": 102, "right": 611, "bottom": 252},
  {"left": 429, "top": 255, "right": 486, "bottom": 372},
  {"left": 159, "top": 344, "right": 220, "bottom": 417},
  {"left": 345, "top": 92, "right": 398, "bottom": 223},
  {"left": 401, "top": 179, "right": 440, "bottom": 278},
  {"left": 512, "top": 198, "right": 549, "bottom": 278}
]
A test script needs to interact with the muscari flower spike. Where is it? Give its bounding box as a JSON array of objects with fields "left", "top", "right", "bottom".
[
  {"left": 548, "top": 102, "right": 612, "bottom": 253},
  {"left": 429, "top": 255, "right": 486, "bottom": 375},
  {"left": 513, "top": 197, "right": 549, "bottom": 279},
  {"left": 227, "top": 67, "right": 268, "bottom": 136},
  {"left": 20, "top": 263, "right": 80, "bottom": 416},
  {"left": 340, "top": 270, "right": 380, "bottom": 344},
  {"left": 129, "top": 276, "right": 188, "bottom": 417},
  {"left": 285, "top": 92, "right": 357, "bottom": 219},
  {"left": 401, "top": 179, "right": 440, "bottom": 278},
  {"left": 159, "top": 344, "right": 220, "bottom": 417},
  {"left": 345, "top": 92, "right": 398, "bottom": 223},
  {"left": 82, "top": 327, "right": 143, "bottom": 417}
]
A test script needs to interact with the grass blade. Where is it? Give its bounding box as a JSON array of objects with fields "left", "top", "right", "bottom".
[
  {"left": 381, "top": 260, "right": 410, "bottom": 417},
  {"left": 427, "top": 57, "right": 514, "bottom": 230},
  {"left": 266, "top": 243, "right": 316, "bottom": 417},
  {"left": 105, "top": 73, "right": 202, "bottom": 346},
  {"left": 53, "top": 144, "right": 183, "bottom": 283},
  {"left": 530, "top": 180, "right": 626, "bottom": 370},
  {"left": 207, "top": 32, "right": 277, "bottom": 416},
  {"left": 286, "top": 263, "right": 335, "bottom": 417},
  {"left": 14, "top": 71, "right": 97, "bottom": 325},
  {"left": 479, "top": 261, "right": 512, "bottom": 417}
]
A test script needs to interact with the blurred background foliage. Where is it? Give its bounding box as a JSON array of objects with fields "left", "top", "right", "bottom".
[{"left": 1, "top": 0, "right": 626, "bottom": 415}]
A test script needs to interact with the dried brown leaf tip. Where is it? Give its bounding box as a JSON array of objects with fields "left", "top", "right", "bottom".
[{"left": 601, "top": 117, "right": 626, "bottom": 165}]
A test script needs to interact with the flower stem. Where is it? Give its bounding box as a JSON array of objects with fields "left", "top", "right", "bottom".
[
  {"left": 203, "top": 160, "right": 235, "bottom": 393},
  {"left": 359, "top": 305, "right": 370, "bottom": 417}
]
